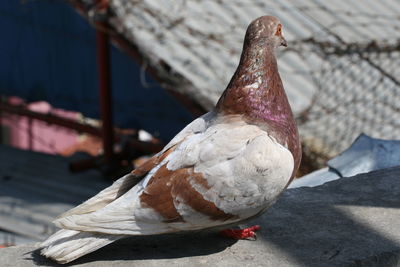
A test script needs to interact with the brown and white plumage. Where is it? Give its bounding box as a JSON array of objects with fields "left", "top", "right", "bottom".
[{"left": 40, "top": 15, "right": 301, "bottom": 263}]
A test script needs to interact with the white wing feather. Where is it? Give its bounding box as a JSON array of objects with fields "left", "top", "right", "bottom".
[
  {"left": 55, "top": 112, "right": 214, "bottom": 221},
  {"left": 54, "top": 116, "right": 293, "bottom": 234}
]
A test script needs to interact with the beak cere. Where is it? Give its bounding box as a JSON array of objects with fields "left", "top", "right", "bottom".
[{"left": 281, "top": 37, "right": 288, "bottom": 47}]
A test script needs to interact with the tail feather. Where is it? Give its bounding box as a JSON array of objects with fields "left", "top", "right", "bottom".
[{"left": 40, "top": 229, "right": 121, "bottom": 264}]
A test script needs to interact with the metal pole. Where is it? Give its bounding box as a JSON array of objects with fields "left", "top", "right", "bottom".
[
  {"left": 0, "top": 97, "right": 3, "bottom": 145},
  {"left": 28, "top": 117, "right": 33, "bottom": 150},
  {"left": 96, "top": 29, "right": 114, "bottom": 164}
]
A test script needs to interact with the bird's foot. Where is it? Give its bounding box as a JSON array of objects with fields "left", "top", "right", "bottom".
[{"left": 220, "top": 225, "right": 260, "bottom": 240}]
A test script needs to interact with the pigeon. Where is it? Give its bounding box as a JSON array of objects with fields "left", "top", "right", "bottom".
[{"left": 40, "top": 15, "right": 301, "bottom": 263}]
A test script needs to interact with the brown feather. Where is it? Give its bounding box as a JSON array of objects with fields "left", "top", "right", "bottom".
[
  {"left": 140, "top": 165, "right": 235, "bottom": 223},
  {"left": 116, "top": 147, "right": 175, "bottom": 198}
]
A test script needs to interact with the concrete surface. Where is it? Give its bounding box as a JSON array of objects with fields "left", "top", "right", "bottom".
[
  {"left": 0, "top": 145, "right": 110, "bottom": 243},
  {"left": 1, "top": 166, "right": 399, "bottom": 266}
]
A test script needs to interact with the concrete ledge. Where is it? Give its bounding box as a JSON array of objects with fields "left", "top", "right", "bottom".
[{"left": 1, "top": 166, "right": 400, "bottom": 266}]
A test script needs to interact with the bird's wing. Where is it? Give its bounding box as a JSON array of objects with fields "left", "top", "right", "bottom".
[
  {"left": 56, "top": 152, "right": 167, "bottom": 220},
  {"left": 161, "top": 110, "right": 215, "bottom": 152},
  {"left": 54, "top": 117, "right": 294, "bottom": 235},
  {"left": 56, "top": 112, "right": 213, "bottom": 220}
]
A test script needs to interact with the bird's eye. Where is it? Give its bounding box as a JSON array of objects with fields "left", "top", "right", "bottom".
[{"left": 275, "top": 25, "right": 282, "bottom": 36}]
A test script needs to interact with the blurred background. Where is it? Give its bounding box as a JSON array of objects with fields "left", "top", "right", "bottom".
[{"left": 0, "top": 0, "right": 399, "bottom": 248}]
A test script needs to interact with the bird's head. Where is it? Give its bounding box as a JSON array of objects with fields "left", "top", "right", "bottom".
[{"left": 244, "top": 16, "right": 287, "bottom": 48}]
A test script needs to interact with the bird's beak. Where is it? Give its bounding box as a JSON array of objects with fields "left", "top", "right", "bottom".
[{"left": 280, "top": 37, "right": 288, "bottom": 47}]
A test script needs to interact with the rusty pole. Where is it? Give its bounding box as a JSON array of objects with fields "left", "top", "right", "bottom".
[
  {"left": 0, "top": 97, "right": 2, "bottom": 144},
  {"left": 96, "top": 29, "right": 114, "bottom": 164}
]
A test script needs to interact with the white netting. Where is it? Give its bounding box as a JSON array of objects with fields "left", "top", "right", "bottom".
[{"left": 84, "top": 0, "right": 400, "bottom": 161}]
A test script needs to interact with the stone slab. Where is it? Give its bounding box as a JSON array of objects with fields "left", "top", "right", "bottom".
[{"left": 1, "top": 166, "right": 399, "bottom": 266}]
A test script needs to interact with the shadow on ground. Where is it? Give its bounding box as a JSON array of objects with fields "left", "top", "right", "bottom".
[
  {"left": 252, "top": 166, "right": 400, "bottom": 265},
  {"left": 30, "top": 231, "right": 237, "bottom": 266}
]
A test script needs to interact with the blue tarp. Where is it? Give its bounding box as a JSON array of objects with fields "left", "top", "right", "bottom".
[{"left": 0, "top": 0, "right": 194, "bottom": 141}]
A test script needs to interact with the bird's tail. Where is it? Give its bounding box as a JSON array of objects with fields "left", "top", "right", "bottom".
[{"left": 40, "top": 229, "right": 122, "bottom": 264}]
